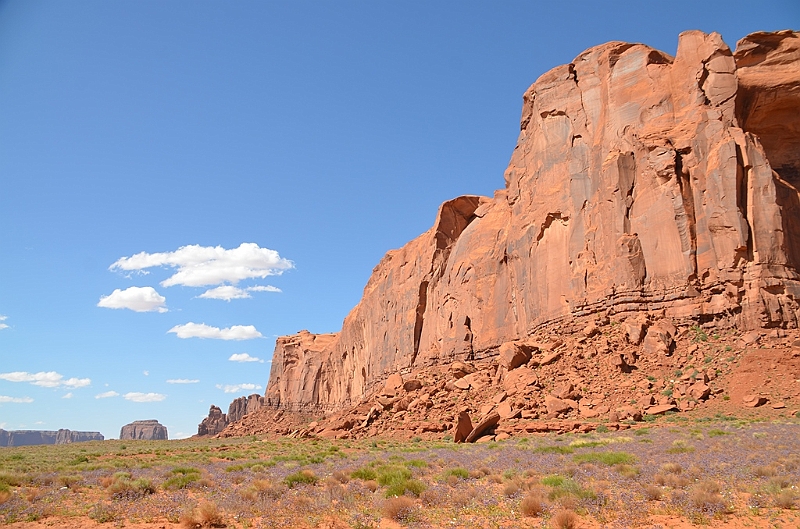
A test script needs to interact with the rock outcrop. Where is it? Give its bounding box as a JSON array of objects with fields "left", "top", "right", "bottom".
[
  {"left": 0, "top": 429, "right": 103, "bottom": 447},
  {"left": 197, "top": 405, "right": 228, "bottom": 436},
  {"left": 119, "top": 420, "right": 168, "bottom": 440},
  {"left": 258, "top": 30, "right": 800, "bottom": 417}
]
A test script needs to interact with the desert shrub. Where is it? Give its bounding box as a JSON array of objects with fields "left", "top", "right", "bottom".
[
  {"left": 573, "top": 451, "right": 636, "bottom": 466},
  {"left": 541, "top": 475, "right": 565, "bottom": 487},
  {"left": 545, "top": 478, "right": 596, "bottom": 502},
  {"left": 551, "top": 509, "right": 578, "bottom": 529},
  {"left": 364, "top": 480, "right": 379, "bottom": 492},
  {"left": 451, "top": 487, "right": 479, "bottom": 508},
  {"left": 0, "top": 483, "right": 10, "bottom": 504},
  {"left": 284, "top": 469, "right": 318, "bottom": 488},
  {"left": 442, "top": 467, "right": 469, "bottom": 480},
  {"left": 163, "top": 467, "right": 201, "bottom": 490},
  {"left": 332, "top": 470, "right": 349, "bottom": 483},
  {"left": 180, "top": 501, "right": 225, "bottom": 528},
  {"left": 88, "top": 502, "right": 119, "bottom": 523},
  {"left": 753, "top": 464, "right": 778, "bottom": 478},
  {"left": 667, "top": 440, "right": 694, "bottom": 454},
  {"left": 487, "top": 474, "right": 503, "bottom": 484},
  {"left": 57, "top": 474, "right": 81, "bottom": 488},
  {"left": 774, "top": 490, "right": 797, "bottom": 509},
  {"left": 385, "top": 478, "right": 426, "bottom": 498},
  {"left": 690, "top": 488, "right": 727, "bottom": 512},
  {"left": 520, "top": 492, "right": 545, "bottom": 516},
  {"left": 643, "top": 485, "right": 663, "bottom": 501},
  {"left": 382, "top": 496, "right": 416, "bottom": 522},
  {"left": 654, "top": 473, "right": 690, "bottom": 488},
  {"left": 660, "top": 462, "right": 683, "bottom": 474},
  {"left": 503, "top": 481, "right": 520, "bottom": 497},
  {"left": 0, "top": 472, "right": 23, "bottom": 487},
  {"left": 615, "top": 464, "right": 640, "bottom": 478},
  {"left": 351, "top": 467, "right": 377, "bottom": 481}
]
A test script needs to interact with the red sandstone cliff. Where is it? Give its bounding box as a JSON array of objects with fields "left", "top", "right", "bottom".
[{"left": 256, "top": 30, "right": 800, "bottom": 416}]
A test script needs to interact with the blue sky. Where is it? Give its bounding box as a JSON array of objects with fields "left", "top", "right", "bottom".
[{"left": 0, "top": 1, "right": 796, "bottom": 439}]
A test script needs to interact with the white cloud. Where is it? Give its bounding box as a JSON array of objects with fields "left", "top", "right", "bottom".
[
  {"left": 228, "top": 353, "right": 264, "bottom": 363},
  {"left": 166, "top": 379, "right": 199, "bottom": 384},
  {"left": 0, "top": 395, "right": 33, "bottom": 403},
  {"left": 167, "top": 322, "right": 263, "bottom": 340},
  {"left": 109, "top": 243, "right": 293, "bottom": 287},
  {"left": 0, "top": 371, "right": 91, "bottom": 389},
  {"left": 215, "top": 383, "right": 262, "bottom": 394},
  {"left": 198, "top": 286, "right": 251, "bottom": 301},
  {"left": 124, "top": 392, "right": 166, "bottom": 403},
  {"left": 143, "top": 371, "right": 149, "bottom": 376},
  {"left": 248, "top": 285, "right": 281, "bottom": 293},
  {"left": 95, "top": 391, "right": 119, "bottom": 399},
  {"left": 0, "top": 315, "right": 7, "bottom": 330},
  {"left": 62, "top": 392, "right": 73, "bottom": 399},
  {"left": 97, "top": 286, "right": 167, "bottom": 313},
  {"left": 198, "top": 284, "right": 282, "bottom": 301}
]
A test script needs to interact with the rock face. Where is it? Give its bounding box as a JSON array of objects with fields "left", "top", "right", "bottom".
[
  {"left": 197, "top": 405, "right": 228, "bottom": 436},
  {"left": 0, "top": 429, "right": 103, "bottom": 447},
  {"left": 119, "top": 420, "right": 168, "bottom": 440},
  {"left": 261, "top": 30, "right": 800, "bottom": 415}
]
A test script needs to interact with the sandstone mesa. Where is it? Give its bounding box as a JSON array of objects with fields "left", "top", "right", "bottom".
[{"left": 200, "top": 30, "right": 800, "bottom": 440}]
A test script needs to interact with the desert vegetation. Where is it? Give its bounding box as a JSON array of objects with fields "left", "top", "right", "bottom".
[{"left": 0, "top": 417, "right": 799, "bottom": 527}]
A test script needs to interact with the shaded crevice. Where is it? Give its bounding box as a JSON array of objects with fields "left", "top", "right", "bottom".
[
  {"left": 411, "top": 281, "right": 429, "bottom": 367},
  {"left": 675, "top": 149, "right": 699, "bottom": 278},
  {"left": 734, "top": 142, "right": 755, "bottom": 263}
]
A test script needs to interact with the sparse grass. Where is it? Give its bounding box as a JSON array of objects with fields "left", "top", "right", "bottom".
[
  {"left": 0, "top": 421, "right": 797, "bottom": 526},
  {"left": 552, "top": 509, "right": 578, "bottom": 529},
  {"left": 573, "top": 451, "right": 636, "bottom": 466}
]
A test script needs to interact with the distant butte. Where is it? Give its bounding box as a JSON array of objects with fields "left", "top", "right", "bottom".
[
  {"left": 119, "top": 420, "right": 168, "bottom": 440},
  {"left": 199, "top": 30, "right": 800, "bottom": 441}
]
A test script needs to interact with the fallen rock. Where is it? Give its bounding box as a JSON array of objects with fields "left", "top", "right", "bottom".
[
  {"left": 498, "top": 342, "right": 533, "bottom": 370},
  {"left": 466, "top": 412, "right": 500, "bottom": 443},
  {"left": 743, "top": 395, "right": 768, "bottom": 407},
  {"left": 453, "top": 410, "right": 473, "bottom": 443}
]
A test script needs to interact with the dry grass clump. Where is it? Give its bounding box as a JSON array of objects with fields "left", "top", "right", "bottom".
[
  {"left": 487, "top": 474, "right": 503, "bottom": 484},
  {"left": 364, "top": 480, "right": 379, "bottom": 492},
  {"left": 643, "top": 484, "right": 663, "bottom": 501},
  {"left": 690, "top": 481, "right": 727, "bottom": 512},
  {"left": 753, "top": 464, "right": 778, "bottom": 477},
  {"left": 551, "top": 509, "right": 578, "bottom": 529},
  {"left": 180, "top": 501, "right": 225, "bottom": 528},
  {"left": 615, "top": 464, "right": 639, "bottom": 478},
  {"left": 0, "top": 487, "right": 10, "bottom": 505},
  {"left": 654, "top": 472, "right": 690, "bottom": 488},
  {"left": 331, "top": 470, "right": 350, "bottom": 483},
  {"left": 520, "top": 492, "right": 545, "bottom": 517},
  {"left": 382, "top": 496, "right": 416, "bottom": 522},
  {"left": 774, "top": 489, "right": 797, "bottom": 509},
  {"left": 240, "top": 478, "right": 285, "bottom": 501},
  {"left": 419, "top": 487, "right": 445, "bottom": 507},
  {"left": 660, "top": 462, "right": 683, "bottom": 474},
  {"left": 503, "top": 481, "right": 521, "bottom": 497},
  {"left": 450, "top": 487, "right": 479, "bottom": 508}
]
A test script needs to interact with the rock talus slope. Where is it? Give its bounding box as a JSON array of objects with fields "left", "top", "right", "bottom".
[{"left": 258, "top": 30, "right": 800, "bottom": 416}]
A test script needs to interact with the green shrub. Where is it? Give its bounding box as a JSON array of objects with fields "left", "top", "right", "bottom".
[
  {"left": 351, "top": 467, "right": 377, "bottom": 481},
  {"left": 284, "top": 469, "right": 318, "bottom": 488},
  {"left": 385, "top": 478, "right": 426, "bottom": 498},
  {"left": 442, "top": 467, "right": 469, "bottom": 480}
]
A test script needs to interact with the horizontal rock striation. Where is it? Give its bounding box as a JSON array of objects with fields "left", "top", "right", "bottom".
[
  {"left": 0, "top": 429, "right": 104, "bottom": 447},
  {"left": 262, "top": 30, "right": 800, "bottom": 415},
  {"left": 119, "top": 420, "right": 168, "bottom": 440}
]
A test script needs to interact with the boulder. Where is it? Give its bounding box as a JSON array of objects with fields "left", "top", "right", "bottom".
[
  {"left": 119, "top": 420, "right": 168, "bottom": 441},
  {"left": 498, "top": 342, "right": 533, "bottom": 370},
  {"left": 466, "top": 412, "right": 500, "bottom": 443},
  {"left": 453, "top": 410, "right": 473, "bottom": 443}
]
